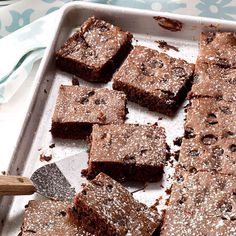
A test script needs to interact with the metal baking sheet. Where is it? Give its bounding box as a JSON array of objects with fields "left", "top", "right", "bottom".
[{"left": 1, "top": 2, "right": 236, "bottom": 235}]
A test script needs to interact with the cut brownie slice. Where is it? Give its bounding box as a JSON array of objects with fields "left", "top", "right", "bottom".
[
  {"left": 86, "top": 123, "right": 170, "bottom": 181},
  {"left": 161, "top": 170, "right": 236, "bottom": 236},
  {"left": 51, "top": 85, "right": 127, "bottom": 139},
  {"left": 20, "top": 200, "right": 91, "bottom": 236},
  {"left": 189, "top": 62, "right": 236, "bottom": 102},
  {"left": 56, "top": 16, "right": 133, "bottom": 82},
  {"left": 197, "top": 32, "right": 236, "bottom": 68},
  {"left": 70, "top": 172, "right": 161, "bottom": 236},
  {"left": 113, "top": 45, "right": 194, "bottom": 116}
]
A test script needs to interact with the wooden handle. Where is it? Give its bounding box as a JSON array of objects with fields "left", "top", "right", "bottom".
[{"left": 0, "top": 175, "right": 36, "bottom": 196}]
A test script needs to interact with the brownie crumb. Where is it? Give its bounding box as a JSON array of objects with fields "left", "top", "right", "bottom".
[
  {"left": 1, "top": 171, "right": 6, "bottom": 175},
  {"left": 39, "top": 154, "right": 52, "bottom": 162},
  {"left": 173, "top": 137, "right": 183, "bottom": 146},
  {"left": 165, "top": 188, "right": 171, "bottom": 195},
  {"left": 49, "top": 143, "right": 55, "bottom": 149},
  {"left": 155, "top": 40, "right": 179, "bottom": 52}
]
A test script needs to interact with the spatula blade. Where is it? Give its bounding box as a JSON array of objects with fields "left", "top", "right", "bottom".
[{"left": 30, "top": 151, "right": 88, "bottom": 200}]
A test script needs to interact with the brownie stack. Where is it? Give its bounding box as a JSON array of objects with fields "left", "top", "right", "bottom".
[{"left": 161, "top": 32, "right": 236, "bottom": 235}]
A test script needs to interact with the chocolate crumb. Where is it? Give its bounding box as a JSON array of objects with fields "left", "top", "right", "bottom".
[
  {"left": 40, "top": 154, "right": 52, "bottom": 162},
  {"left": 49, "top": 143, "right": 55, "bottom": 148},
  {"left": 165, "top": 188, "right": 171, "bottom": 195},
  {"left": 155, "top": 40, "right": 179, "bottom": 52},
  {"left": 153, "top": 16, "right": 183, "bottom": 32},
  {"left": 173, "top": 150, "right": 180, "bottom": 161},
  {"left": 173, "top": 137, "right": 183, "bottom": 146},
  {"left": 1, "top": 171, "right": 6, "bottom": 175}
]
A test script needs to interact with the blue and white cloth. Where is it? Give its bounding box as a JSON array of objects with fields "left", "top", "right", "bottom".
[{"left": 1, "top": 0, "right": 236, "bottom": 102}]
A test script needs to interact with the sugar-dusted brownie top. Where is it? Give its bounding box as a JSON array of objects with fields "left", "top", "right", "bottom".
[
  {"left": 73, "top": 172, "right": 161, "bottom": 235},
  {"left": 113, "top": 45, "right": 194, "bottom": 99},
  {"left": 87, "top": 123, "right": 169, "bottom": 181},
  {"left": 52, "top": 85, "right": 127, "bottom": 125},
  {"left": 21, "top": 200, "right": 91, "bottom": 236},
  {"left": 90, "top": 123, "right": 168, "bottom": 165},
  {"left": 56, "top": 16, "right": 133, "bottom": 81},
  {"left": 198, "top": 32, "right": 236, "bottom": 68},
  {"left": 189, "top": 62, "right": 236, "bottom": 102},
  {"left": 161, "top": 170, "right": 236, "bottom": 236},
  {"left": 185, "top": 97, "right": 236, "bottom": 137},
  {"left": 180, "top": 97, "right": 236, "bottom": 174}
]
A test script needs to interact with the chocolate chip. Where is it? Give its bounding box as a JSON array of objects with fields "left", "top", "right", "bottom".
[
  {"left": 220, "top": 106, "right": 232, "bottom": 115},
  {"left": 206, "top": 32, "right": 216, "bottom": 44},
  {"left": 59, "top": 211, "right": 67, "bottom": 217},
  {"left": 100, "top": 25, "right": 110, "bottom": 32},
  {"left": 222, "top": 131, "right": 234, "bottom": 138},
  {"left": 88, "top": 90, "right": 95, "bottom": 97},
  {"left": 229, "top": 144, "right": 236, "bottom": 152},
  {"left": 219, "top": 202, "right": 232, "bottom": 213},
  {"left": 172, "top": 67, "right": 186, "bottom": 78},
  {"left": 184, "top": 127, "right": 195, "bottom": 139},
  {"left": 106, "top": 184, "right": 113, "bottom": 193},
  {"left": 95, "top": 98, "right": 106, "bottom": 105},
  {"left": 177, "top": 175, "right": 184, "bottom": 183},
  {"left": 216, "top": 58, "right": 230, "bottom": 68},
  {"left": 81, "top": 190, "right": 87, "bottom": 195},
  {"left": 201, "top": 134, "right": 218, "bottom": 145},
  {"left": 212, "top": 146, "right": 224, "bottom": 156},
  {"left": 189, "top": 167, "right": 197, "bottom": 173},
  {"left": 140, "top": 149, "right": 148, "bottom": 155},
  {"left": 80, "top": 97, "right": 89, "bottom": 104},
  {"left": 149, "top": 59, "right": 163, "bottom": 68},
  {"left": 189, "top": 149, "right": 200, "bottom": 157},
  {"left": 178, "top": 196, "right": 187, "bottom": 204},
  {"left": 123, "top": 155, "right": 136, "bottom": 165}
]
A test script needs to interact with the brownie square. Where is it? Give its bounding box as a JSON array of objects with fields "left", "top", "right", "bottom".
[
  {"left": 86, "top": 123, "right": 170, "bottom": 181},
  {"left": 51, "top": 85, "right": 127, "bottom": 139},
  {"left": 70, "top": 172, "right": 161, "bottom": 236},
  {"left": 188, "top": 62, "right": 236, "bottom": 102},
  {"left": 113, "top": 45, "right": 194, "bottom": 116},
  {"left": 21, "top": 200, "right": 91, "bottom": 235},
  {"left": 197, "top": 32, "right": 236, "bottom": 68},
  {"left": 56, "top": 16, "right": 133, "bottom": 82},
  {"left": 161, "top": 170, "right": 236, "bottom": 235}
]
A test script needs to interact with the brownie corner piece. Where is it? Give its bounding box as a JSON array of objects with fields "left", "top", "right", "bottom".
[
  {"left": 86, "top": 123, "right": 169, "bottom": 181},
  {"left": 51, "top": 85, "right": 127, "bottom": 139},
  {"left": 56, "top": 16, "right": 133, "bottom": 82},
  {"left": 71, "top": 172, "right": 161, "bottom": 236},
  {"left": 20, "top": 200, "right": 91, "bottom": 235},
  {"left": 113, "top": 45, "right": 194, "bottom": 116}
]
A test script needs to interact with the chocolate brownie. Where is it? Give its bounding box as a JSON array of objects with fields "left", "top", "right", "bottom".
[
  {"left": 197, "top": 32, "right": 236, "bottom": 68},
  {"left": 189, "top": 62, "right": 236, "bottom": 102},
  {"left": 70, "top": 172, "right": 161, "bottom": 236},
  {"left": 56, "top": 16, "right": 133, "bottom": 82},
  {"left": 20, "top": 200, "right": 91, "bottom": 236},
  {"left": 86, "top": 123, "right": 170, "bottom": 181},
  {"left": 161, "top": 170, "right": 236, "bottom": 236},
  {"left": 112, "top": 45, "right": 194, "bottom": 116},
  {"left": 51, "top": 85, "right": 127, "bottom": 139}
]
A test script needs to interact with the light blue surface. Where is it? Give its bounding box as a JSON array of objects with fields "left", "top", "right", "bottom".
[{"left": 0, "top": 0, "right": 236, "bottom": 103}]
